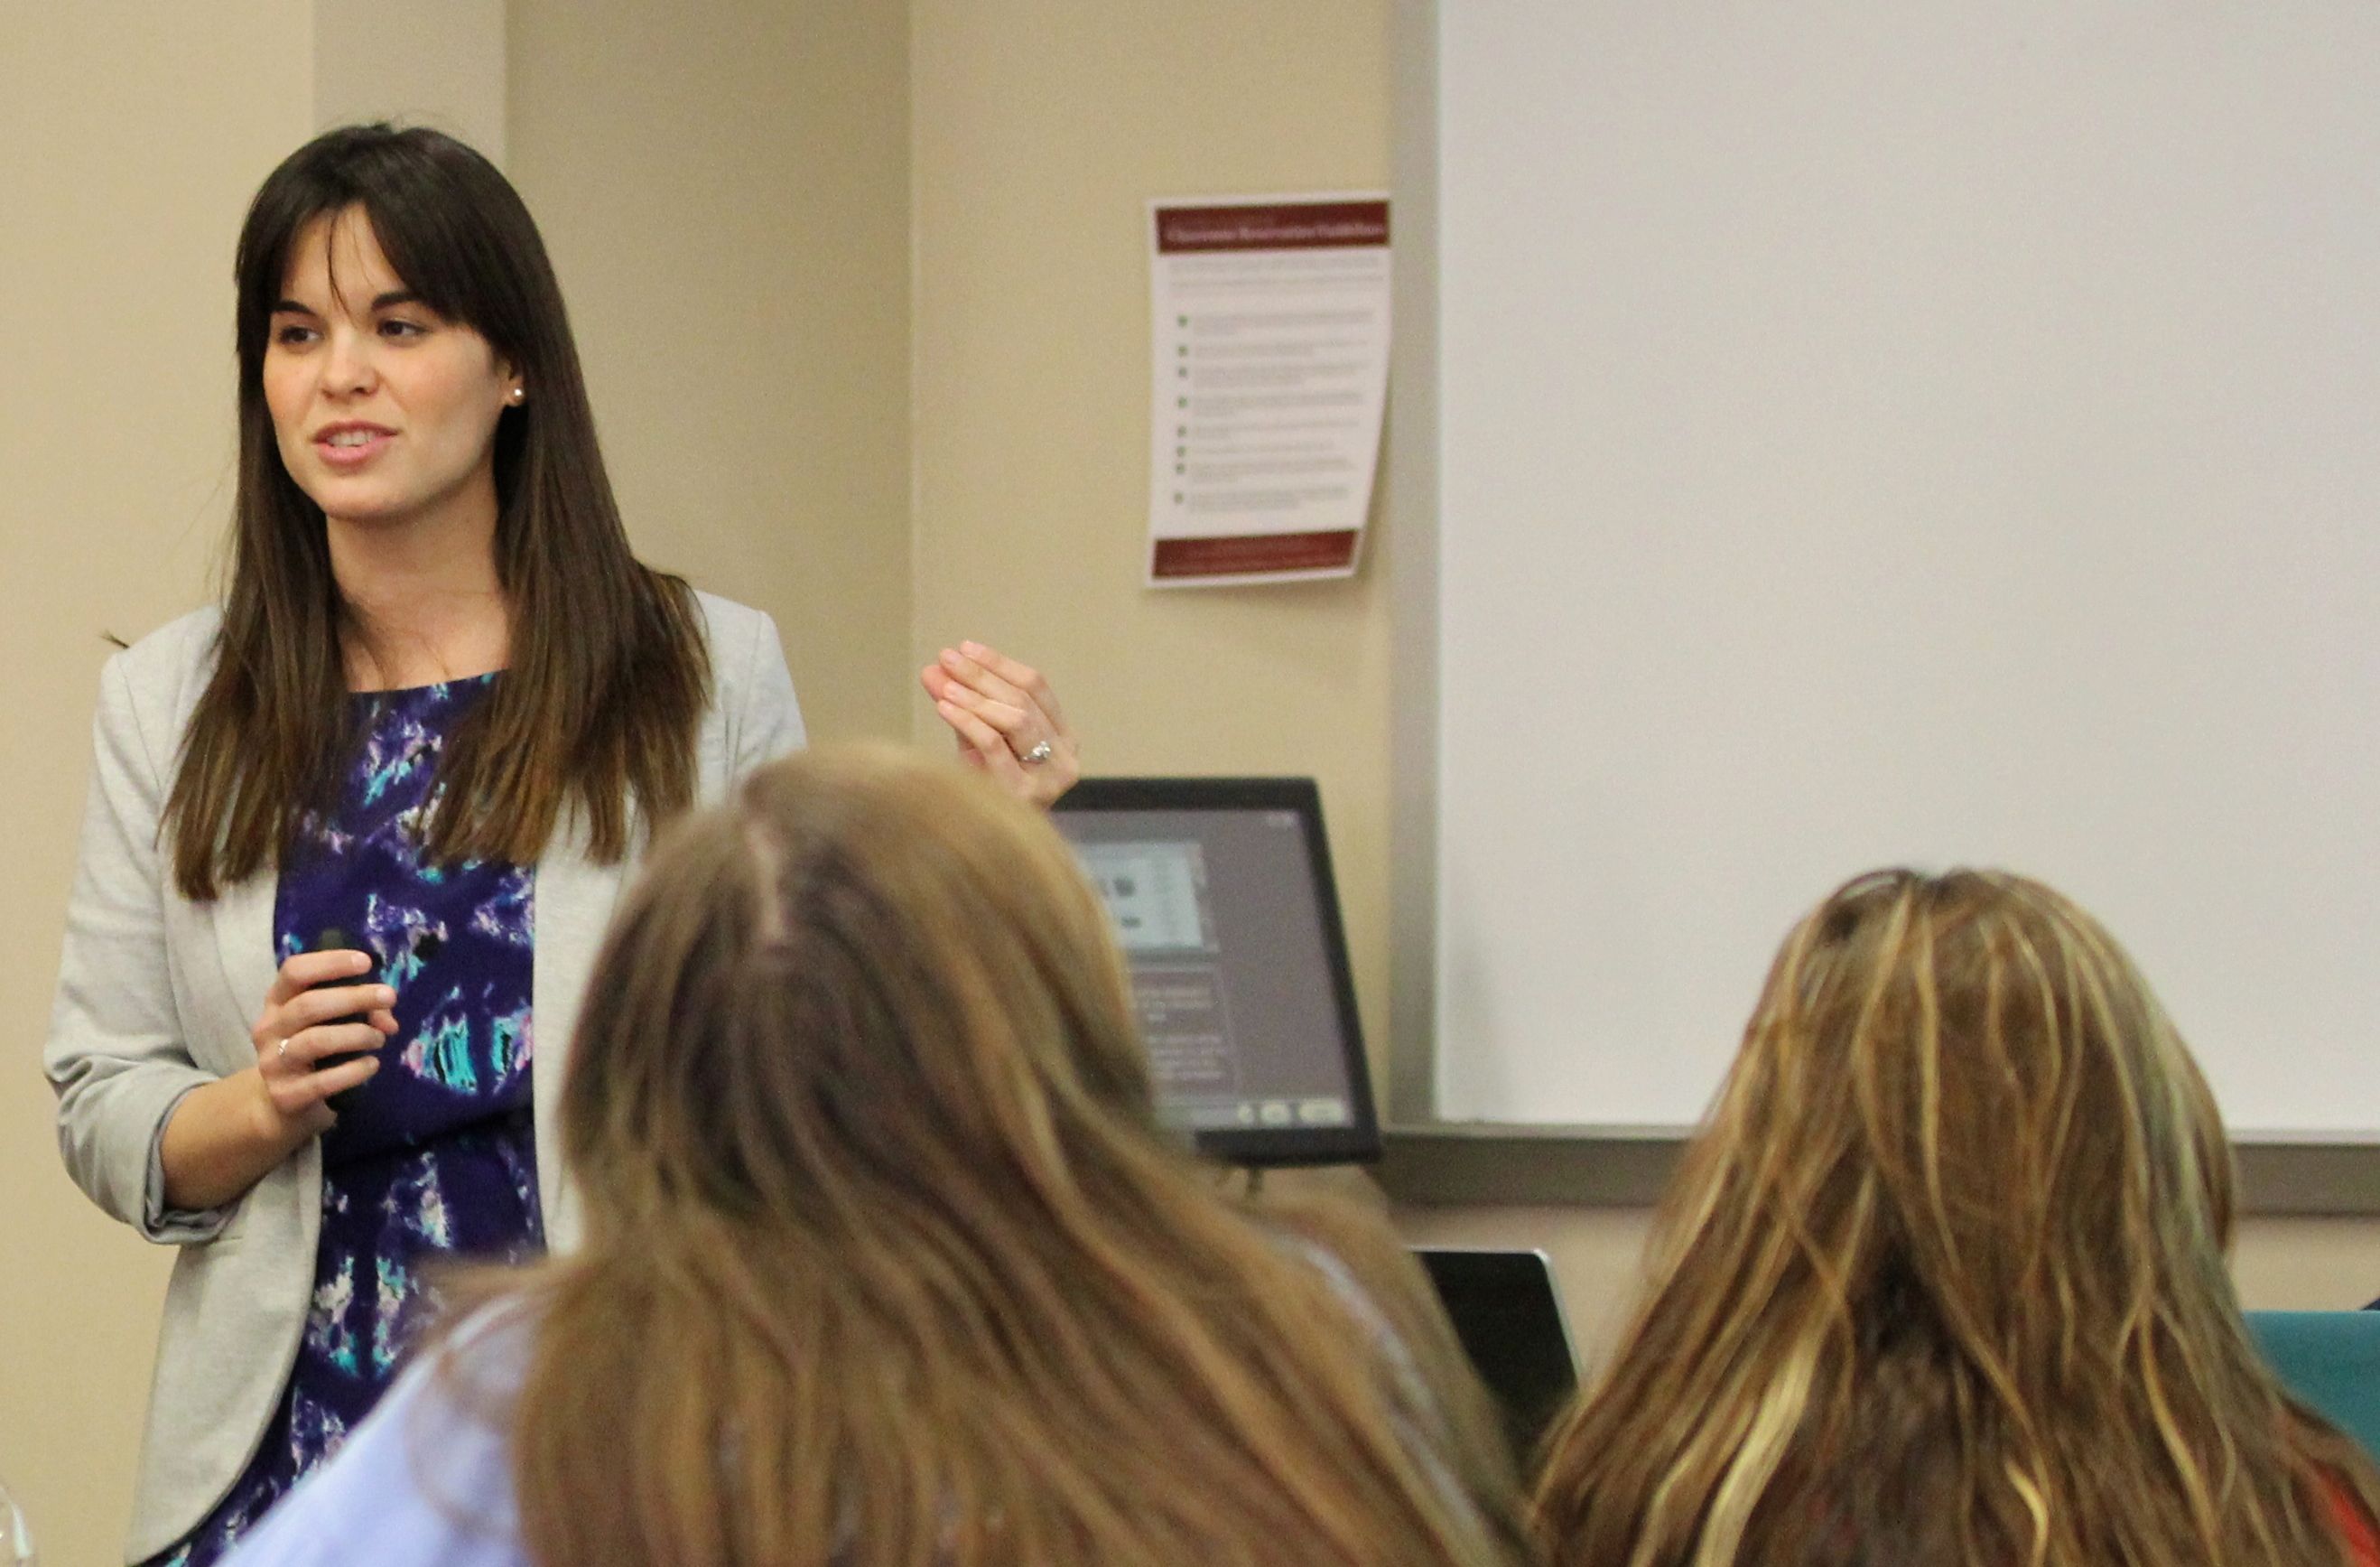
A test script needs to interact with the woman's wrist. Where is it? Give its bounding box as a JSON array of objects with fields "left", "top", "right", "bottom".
[
  {"left": 239, "top": 1066, "right": 323, "bottom": 1152},
  {"left": 159, "top": 1069, "right": 318, "bottom": 1213}
]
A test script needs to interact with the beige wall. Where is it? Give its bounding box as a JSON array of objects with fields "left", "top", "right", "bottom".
[
  {"left": 315, "top": 0, "right": 507, "bottom": 159},
  {"left": 909, "top": 0, "right": 1399, "bottom": 1049},
  {"left": 508, "top": 0, "right": 911, "bottom": 745}
]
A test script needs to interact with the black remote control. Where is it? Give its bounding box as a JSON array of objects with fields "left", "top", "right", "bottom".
[{"left": 307, "top": 927, "right": 383, "bottom": 1107}]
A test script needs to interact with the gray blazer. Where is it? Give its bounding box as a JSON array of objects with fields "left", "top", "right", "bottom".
[{"left": 44, "top": 592, "right": 803, "bottom": 1562}]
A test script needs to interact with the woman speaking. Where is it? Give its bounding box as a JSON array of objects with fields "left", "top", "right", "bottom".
[{"left": 43, "top": 124, "right": 1077, "bottom": 1566}]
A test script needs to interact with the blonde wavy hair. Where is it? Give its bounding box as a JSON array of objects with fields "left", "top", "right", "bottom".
[
  {"left": 1533, "top": 868, "right": 2380, "bottom": 1567},
  {"left": 441, "top": 745, "right": 1528, "bottom": 1567}
]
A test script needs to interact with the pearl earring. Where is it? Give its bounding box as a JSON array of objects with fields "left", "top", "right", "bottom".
[{"left": 508, "top": 387, "right": 526, "bottom": 405}]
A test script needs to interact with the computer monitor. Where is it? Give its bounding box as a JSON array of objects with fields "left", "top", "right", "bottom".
[
  {"left": 1050, "top": 777, "right": 1381, "bottom": 1167},
  {"left": 1415, "top": 1247, "right": 1582, "bottom": 1461}
]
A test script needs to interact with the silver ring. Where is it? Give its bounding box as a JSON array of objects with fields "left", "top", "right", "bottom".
[
  {"left": 275, "top": 1039, "right": 290, "bottom": 1062},
  {"left": 1019, "top": 739, "right": 1055, "bottom": 766}
]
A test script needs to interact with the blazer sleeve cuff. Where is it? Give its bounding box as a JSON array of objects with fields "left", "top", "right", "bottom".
[{"left": 140, "top": 1083, "right": 232, "bottom": 1245}]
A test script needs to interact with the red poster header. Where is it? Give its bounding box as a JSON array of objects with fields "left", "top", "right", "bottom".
[
  {"left": 1152, "top": 529, "right": 1361, "bottom": 579},
  {"left": 1156, "top": 200, "right": 1390, "bottom": 255}
]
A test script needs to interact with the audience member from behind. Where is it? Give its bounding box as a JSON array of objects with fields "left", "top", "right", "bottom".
[
  {"left": 226, "top": 746, "right": 1532, "bottom": 1567},
  {"left": 1533, "top": 869, "right": 2380, "bottom": 1567}
]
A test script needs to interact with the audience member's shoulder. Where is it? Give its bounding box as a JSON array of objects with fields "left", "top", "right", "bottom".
[
  {"left": 1261, "top": 1191, "right": 1418, "bottom": 1301},
  {"left": 218, "top": 1301, "right": 539, "bottom": 1567},
  {"left": 1256, "top": 1192, "right": 1452, "bottom": 1373}
]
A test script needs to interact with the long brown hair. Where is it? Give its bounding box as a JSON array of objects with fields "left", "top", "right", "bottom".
[
  {"left": 1533, "top": 868, "right": 2380, "bottom": 1567},
  {"left": 164, "top": 124, "right": 708, "bottom": 900},
  {"left": 441, "top": 745, "right": 1529, "bottom": 1567}
]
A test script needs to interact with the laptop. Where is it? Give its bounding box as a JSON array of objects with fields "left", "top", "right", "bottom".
[{"left": 1415, "top": 1246, "right": 1582, "bottom": 1462}]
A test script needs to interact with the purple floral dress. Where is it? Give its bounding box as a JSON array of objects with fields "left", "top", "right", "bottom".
[{"left": 149, "top": 676, "right": 542, "bottom": 1565}]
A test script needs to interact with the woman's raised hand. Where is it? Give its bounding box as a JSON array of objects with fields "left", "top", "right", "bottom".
[
  {"left": 921, "top": 640, "right": 1082, "bottom": 808},
  {"left": 250, "top": 950, "right": 397, "bottom": 1133}
]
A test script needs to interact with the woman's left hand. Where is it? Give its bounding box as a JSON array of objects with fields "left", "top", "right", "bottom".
[{"left": 921, "top": 640, "right": 1081, "bottom": 807}]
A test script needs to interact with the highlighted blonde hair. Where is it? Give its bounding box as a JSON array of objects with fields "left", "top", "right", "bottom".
[
  {"left": 1534, "top": 868, "right": 2380, "bottom": 1567},
  {"left": 445, "top": 745, "right": 1528, "bottom": 1567}
]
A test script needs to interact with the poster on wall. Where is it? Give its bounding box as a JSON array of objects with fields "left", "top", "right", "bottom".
[{"left": 1147, "top": 193, "right": 1390, "bottom": 587}]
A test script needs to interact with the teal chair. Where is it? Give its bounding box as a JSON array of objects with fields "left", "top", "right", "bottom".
[{"left": 2245, "top": 1311, "right": 2380, "bottom": 1461}]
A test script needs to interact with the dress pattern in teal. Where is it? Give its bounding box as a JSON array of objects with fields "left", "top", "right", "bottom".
[{"left": 149, "top": 675, "right": 542, "bottom": 1565}]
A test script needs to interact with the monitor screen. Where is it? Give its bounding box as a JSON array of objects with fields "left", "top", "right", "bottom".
[{"left": 1051, "top": 778, "right": 1381, "bottom": 1166}]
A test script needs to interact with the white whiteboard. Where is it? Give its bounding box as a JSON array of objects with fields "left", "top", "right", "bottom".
[{"left": 1401, "top": 0, "right": 2380, "bottom": 1136}]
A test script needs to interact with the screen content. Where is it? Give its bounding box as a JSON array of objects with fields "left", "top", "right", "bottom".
[{"left": 1058, "top": 807, "right": 1356, "bottom": 1135}]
